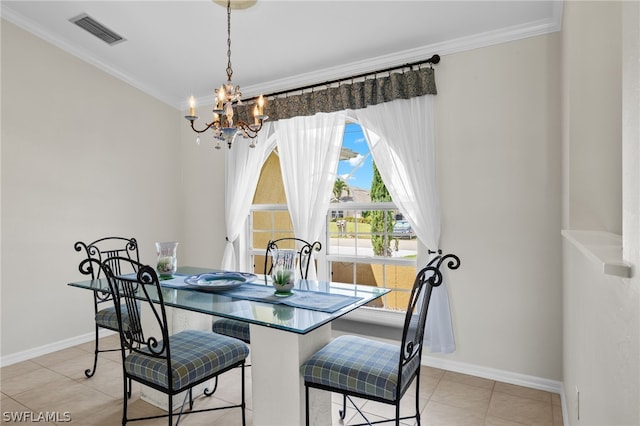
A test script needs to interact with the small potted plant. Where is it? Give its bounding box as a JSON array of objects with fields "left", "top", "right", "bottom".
[{"left": 272, "top": 268, "right": 294, "bottom": 296}]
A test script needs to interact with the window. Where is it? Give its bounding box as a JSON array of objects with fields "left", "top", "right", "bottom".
[
  {"left": 249, "top": 123, "right": 416, "bottom": 311},
  {"left": 327, "top": 123, "right": 416, "bottom": 310}
]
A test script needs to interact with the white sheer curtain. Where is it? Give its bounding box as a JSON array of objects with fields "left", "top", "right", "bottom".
[
  {"left": 276, "top": 113, "right": 345, "bottom": 280},
  {"left": 222, "top": 122, "right": 277, "bottom": 272},
  {"left": 354, "top": 95, "right": 455, "bottom": 353}
]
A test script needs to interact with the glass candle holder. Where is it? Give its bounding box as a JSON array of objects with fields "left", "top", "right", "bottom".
[
  {"left": 156, "top": 241, "right": 178, "bottom": 278},
  {"left": 271, "top": 248, "right": 296, "bottom": 296}
]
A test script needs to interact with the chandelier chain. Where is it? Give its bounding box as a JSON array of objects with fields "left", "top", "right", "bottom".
[{"left": 226, "top": 0, "right": 233, "bottom": 81}]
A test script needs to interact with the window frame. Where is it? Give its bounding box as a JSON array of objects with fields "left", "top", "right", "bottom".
[{"left": 248, "top": 200, "right": 417, "bottom": 315}]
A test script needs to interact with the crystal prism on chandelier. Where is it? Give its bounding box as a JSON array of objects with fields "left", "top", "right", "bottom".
[{"left": 184, "top": 0, "right": 267, "bottom": 149}]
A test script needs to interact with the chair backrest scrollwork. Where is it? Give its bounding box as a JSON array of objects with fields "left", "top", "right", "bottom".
[
  {"left": 264, "top": 238, "right": 322, "bottom": 279},
  {"left": 75, "top": 237, "right": 139, "bottom": 279},
  {"left": 101, "top": 257, "right": 171, "bottom": 360},
  {"left": 398, "top": 253, "right": 461, "bottom": 389}
]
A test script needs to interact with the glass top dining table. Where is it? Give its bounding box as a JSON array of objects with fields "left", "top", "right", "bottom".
[
  {"left": 68, "top": 266, "right": 388, "bottom": 334},
  {"left": 68, "top": 266, "right": 389, "bottom": 425}
]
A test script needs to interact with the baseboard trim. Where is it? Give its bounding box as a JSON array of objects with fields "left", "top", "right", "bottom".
[
  {"left": 0, "top": 329, "right": 115, "bottom": 368},
  {"left": 336, "top": 315, "right": 564, "bottom": 395},
  {"left": 421, "top": 354, "right": 563, "bottom": 394},
  {"left": 421, "top": 355, "right": 567, "bottom": 425}
]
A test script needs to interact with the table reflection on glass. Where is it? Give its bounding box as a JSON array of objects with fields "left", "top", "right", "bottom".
[{"left": 68, "top": 266, "right": 389, "bottom": 426}]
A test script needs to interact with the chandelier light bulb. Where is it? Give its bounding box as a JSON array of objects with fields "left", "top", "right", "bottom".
[
  {"left": 188, "top": 95, "right": 196, "bottom": 117},
  {"left": 257, "top": 95, "right": 265, "bottom": 114}
]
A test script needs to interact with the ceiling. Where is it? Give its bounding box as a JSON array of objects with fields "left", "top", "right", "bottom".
[{"left": 1, "top": 1, "right": 563, "bottom": 110}]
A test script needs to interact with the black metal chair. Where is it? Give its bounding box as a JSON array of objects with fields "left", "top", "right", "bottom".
[
  {"left": 74, "top": 237, "right": 139, "bottom": 379},
  {"left": 263, "top": 238, "right": 323, "bottom": 280},
  {"left": 86, "top": 256, "right": 249, "bottom": 426},
  {"left": 301, "top": 252, "right": 461, "bottom": 426},
  {"left": 211, "top": 238, "right": 322, "bottom": 343}
]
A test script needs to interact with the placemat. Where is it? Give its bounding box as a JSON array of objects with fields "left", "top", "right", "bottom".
[
  {"left": 220, "top": 283, "right": 362, "bottom": 313},
  {"left": 157, "top": 274, "right": 191, "bottom": 288}
]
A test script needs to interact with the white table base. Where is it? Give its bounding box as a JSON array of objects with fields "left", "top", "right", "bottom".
[
  {"left": 250, "top": 323, "right": 332, "bottom": 426},
  {"left": 140, "top": 308, "right": 333, "bottom": 425}
]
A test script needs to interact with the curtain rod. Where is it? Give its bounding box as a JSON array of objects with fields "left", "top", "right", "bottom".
[{"left": 249, "top": 54, "right": 440, "bottom": 102}]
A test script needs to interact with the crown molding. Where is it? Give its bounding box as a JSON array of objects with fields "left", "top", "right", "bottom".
[
  {"left": 1, "top": 7, "right": 177, "bottom": 107},
  {"left": 1, "top": 3, "right": 562, "bottom": 112},
  {"left": 188, "top": 11, "right": 563, "bottom": 110}
]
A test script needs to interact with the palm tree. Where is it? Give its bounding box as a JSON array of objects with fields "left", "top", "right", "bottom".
[{"left": 333, "top": 178, "right": 350, "bottom": 201}]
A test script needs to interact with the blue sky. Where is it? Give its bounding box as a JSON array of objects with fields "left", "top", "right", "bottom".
[{"left": 338, "top": 123, "right": 373, "bottom": 190}]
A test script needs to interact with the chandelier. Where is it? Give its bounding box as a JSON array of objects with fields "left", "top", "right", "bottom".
[{"left": 184, "top": 0, "right": 267, "bottom": 149}]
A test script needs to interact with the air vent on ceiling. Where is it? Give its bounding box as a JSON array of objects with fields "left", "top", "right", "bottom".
[{"left": 69, "top": 13, "right": 126, "bottom": 46}]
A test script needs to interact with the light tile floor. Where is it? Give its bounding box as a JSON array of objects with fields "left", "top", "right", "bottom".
[{"left": 1, "top": 335, "right": 563, "bottom": 425}]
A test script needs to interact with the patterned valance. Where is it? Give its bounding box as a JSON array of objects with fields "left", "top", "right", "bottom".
[{"left": 235, "top": 67, "right": 437, "bottom": 123}]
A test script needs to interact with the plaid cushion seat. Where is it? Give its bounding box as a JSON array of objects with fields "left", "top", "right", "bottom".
[
  {"left": 95, "top": 305, "right": 129, "bottom": 331},
  {"left": 125, "top": 330, "right": 249, "bottom": 392},
  {"left": 301, "top": 335, "right": 420, "bottom": 401},
  {"left": 212, "top": 318, "right": 251, "bottom": 343}
]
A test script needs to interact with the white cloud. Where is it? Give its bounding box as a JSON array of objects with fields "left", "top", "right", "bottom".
[{"left": 348, "top": 154, "right": 364, "bottom": 167}]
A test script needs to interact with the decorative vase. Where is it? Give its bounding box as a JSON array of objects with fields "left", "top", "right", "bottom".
[
  {"left": 156, "top": 241, "right": 178, "bottom": 278},
  {"left": 271, "top": 249, "right": 296, "bottom": 296}
]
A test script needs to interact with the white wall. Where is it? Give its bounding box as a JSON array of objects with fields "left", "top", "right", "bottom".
[
  {"left": 178, "top": 108, "right": 226, "bottom": 270},
  {"left": 562, "top": 0, "right": 622, "bottom": 233},
  {"left": 563, "top": 239, "right": 639, "bottom": 425},
  {"left": 1, "top": 20, "right": 183, "bottom": 357},
  {"left": 622, "top": 0, "right": 640, "bottom": 267},
  {"left": 561, "top": 2, "right": 640, "bottom": 425},
  {"left": 432, "top": 33, "right": 563, "bottom": 381}
]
